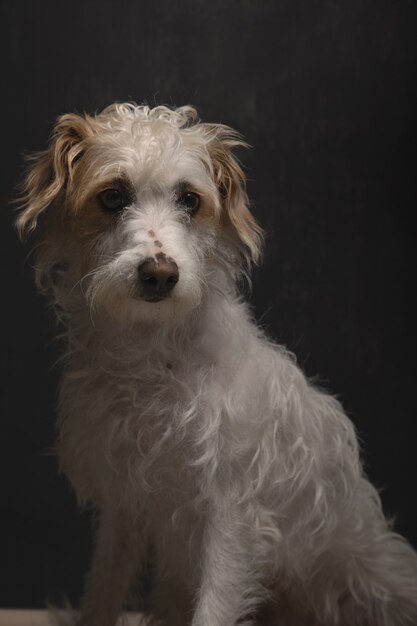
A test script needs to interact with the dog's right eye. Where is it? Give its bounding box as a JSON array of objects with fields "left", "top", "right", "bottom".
[
  {"left": 99, "top": 189, "right": 127, "bottom": 212},
  {"left": 176, "top": 191, "right": 200, "bottom": 215}
]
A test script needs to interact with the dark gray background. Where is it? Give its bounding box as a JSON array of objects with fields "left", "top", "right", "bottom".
[{"left": 0, "top": 0, "right": 415, "bottom": 608}]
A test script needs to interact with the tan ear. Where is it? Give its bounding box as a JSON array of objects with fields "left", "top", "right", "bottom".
[
  {"left": 15, "top": 113, "right": 94, "bottom": 238},
  {"left": 208, "top": 126, "right": 264, "bottom": 264}
]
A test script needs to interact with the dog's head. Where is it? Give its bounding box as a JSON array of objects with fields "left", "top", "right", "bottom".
[{"left": 17, "top": 104, "right": 263, "bottom": 325}]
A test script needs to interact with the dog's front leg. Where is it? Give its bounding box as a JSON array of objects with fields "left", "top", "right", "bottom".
[
  {"left": 79, "top": 507, "right": 145, "bottom": 626},
  {"left": 191, "top": 504, "right": 263, "bottom": 626}
]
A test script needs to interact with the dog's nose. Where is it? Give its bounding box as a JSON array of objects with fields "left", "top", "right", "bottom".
[{"left": 138, "top": 257, "right": 179, "bottom": 301}]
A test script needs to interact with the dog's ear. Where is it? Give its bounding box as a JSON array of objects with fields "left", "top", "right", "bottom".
[
  {"left": 15, "top": 113, "right": 94, "bottom": 238},
  {"left": 208, "top": 127, "right": 264, "bottom": 264}
]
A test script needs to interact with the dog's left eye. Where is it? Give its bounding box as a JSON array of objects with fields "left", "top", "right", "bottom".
[
  {"left": 99, "top": 189, "right": 127, "bottom": 212},
  {"left": 177, "top": 191, "right": 200, "bottom": 215}
]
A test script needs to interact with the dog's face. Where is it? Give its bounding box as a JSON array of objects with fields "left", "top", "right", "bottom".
[{"left": 17, "top": 104, "right": 263, "bottom": 325}]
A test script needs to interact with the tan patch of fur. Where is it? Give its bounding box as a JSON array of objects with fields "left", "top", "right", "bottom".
[
  {"left": 32, "top": 212, "right": 77, "bottom": 288},
  {"left": 16, "top": 112, "right": 133, "bottom": 282},
  {"left": 204, "top": 126, "right": 264, "bottom": 263},
  {"left": 16, "top": 113, "right": 98, "bottom": 238},
  {"left": 72, "top": 197, "right": 115, "bottom": 243},
  {"left": 191, "top": 189, "right": 221, "bottom": 230},
  {"left": 31, "top": 187, "right": 120, "bottom": 287}
]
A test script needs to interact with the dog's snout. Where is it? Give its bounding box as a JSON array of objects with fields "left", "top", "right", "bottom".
[{"left": 138, "top": 257, "right": 179, "bottom": 302}]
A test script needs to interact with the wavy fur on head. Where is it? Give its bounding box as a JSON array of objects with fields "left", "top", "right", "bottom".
[{"left": 17, "top": 103, "right": 417, "bottom": 626}]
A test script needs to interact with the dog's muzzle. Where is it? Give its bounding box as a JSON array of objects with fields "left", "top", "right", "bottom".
[{"left": 137, "top": 256, "right": 179, "bottom": 302}]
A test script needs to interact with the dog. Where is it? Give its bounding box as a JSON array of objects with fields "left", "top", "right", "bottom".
[{"left": 16, "top": 103, "right": 417, "bottom": 626}]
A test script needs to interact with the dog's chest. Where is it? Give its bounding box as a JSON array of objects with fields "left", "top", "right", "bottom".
[{"left": 60, "top": 352, "right": 214, "bottom": 507}]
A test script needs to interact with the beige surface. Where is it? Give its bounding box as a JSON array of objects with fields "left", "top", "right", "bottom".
[{"left": 0, "top": 611, "right": 145, "bottom": 625}]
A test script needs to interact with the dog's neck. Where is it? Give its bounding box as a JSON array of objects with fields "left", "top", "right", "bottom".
[{"left": 58, "top": 279, "right": 245, "bottom": 373}]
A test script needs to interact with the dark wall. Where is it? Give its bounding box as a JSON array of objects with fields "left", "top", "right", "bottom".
[{"left": 0, "top": 0, "right": 415, "bottom": 608}]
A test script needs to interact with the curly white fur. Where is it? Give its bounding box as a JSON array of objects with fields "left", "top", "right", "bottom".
[{"left": 17, "top": 103, "right": 417, "bottom": 626}]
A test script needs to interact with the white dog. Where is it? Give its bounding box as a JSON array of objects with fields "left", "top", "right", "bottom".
[{"left": 17, "top": 103, "right": 417, "bottom": 626}]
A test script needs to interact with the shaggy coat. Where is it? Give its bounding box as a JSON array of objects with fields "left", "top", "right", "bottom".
[{"left": 17, "top": 104, "right": 417, "bottom": 626}]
